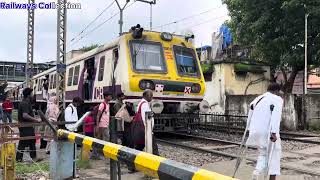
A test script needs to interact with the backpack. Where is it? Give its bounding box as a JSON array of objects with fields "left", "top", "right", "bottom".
[
  {"left": 93, "top": 102, "right": 107, "bottom": 124},
  {"left": 57, "top": 105, "right": 74, "bottom": 130}
]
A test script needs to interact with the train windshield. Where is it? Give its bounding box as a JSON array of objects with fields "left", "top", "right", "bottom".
[
  {"left": 173, "top": 46, "right": 199, "bottom": 76},
  {"left": 130, "top": 41, "right": 166, "bottom": 73}
]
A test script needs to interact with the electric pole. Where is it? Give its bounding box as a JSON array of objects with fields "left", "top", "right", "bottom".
[
  {"left": 135, "top": 0, "right": 156, "bottom": 30},
  {"left": 115, "top": 0, "right": 130, "bottom": 36},
  {"left": 56, "top": 0, "right": 67, "bottom": 109},
  {"left": 26, "top": 0, "right": 35, "bottom": 88},
  {"left": 304, "top": 13, "right": 309, "bottom": 95}
]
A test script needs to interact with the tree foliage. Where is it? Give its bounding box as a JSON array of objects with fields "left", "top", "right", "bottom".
[
  {"left": 79, "top": 44, "right": 99, "bottom": 52},
  {"left": 223, "top": 0, "right": 320, "bottom": 93}
]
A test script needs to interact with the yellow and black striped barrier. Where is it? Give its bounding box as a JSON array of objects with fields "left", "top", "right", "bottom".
[{"left": 57, "top": 129, "right": 237, "bottom": 180}]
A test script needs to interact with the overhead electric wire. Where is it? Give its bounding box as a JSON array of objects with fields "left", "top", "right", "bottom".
[
  {"left": 154, "top": 6, "right": 224, "bottom": 30},
  {"left": 70, "top": 0, "right": 116, "bottom": 42},
  {"left": 69, "top": 1, "right": 136, "bottom": 48}
]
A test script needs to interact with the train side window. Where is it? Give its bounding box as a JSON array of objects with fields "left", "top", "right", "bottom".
[
  {"left": 67, "top": 68, "right": 74, "bottom": 86},
  {"left": 113, "top": 48, "right": 119, "bottom": 70},
  {"left": 98, "top": 56, "right": 105, "bottom": 81},
  {"left": 73, "top": 65, "right": 80, "bottom": 86}
]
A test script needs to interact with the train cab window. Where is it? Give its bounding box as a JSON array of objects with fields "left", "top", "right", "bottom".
[
  {"left": 67, "top": 68, "right": 74, "bottom": 86},
  {"left": 130, "top": 41, "right": 166, "bottom": 73},
  {"left": 73, "top": 65, "right": 80, "bottom": 86},
  {"left": 98, "top": 56, "right": 105, "bottom": 81},
  {"left": 173, "top": 46, "right": 200, "bottom": 77}
]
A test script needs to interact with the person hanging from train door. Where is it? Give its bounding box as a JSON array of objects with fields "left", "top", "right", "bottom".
[
  {"left": 42, "top": 76, "right": 49, "bottom": 100},
  {"left": 246, "top": 83, "right": 283, "bottom": 180},
  {"left": 84, "top": 61, "right": 94, "bottom": 100}
]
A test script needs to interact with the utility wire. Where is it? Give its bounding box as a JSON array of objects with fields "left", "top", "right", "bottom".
[
  {"left": 69, "top": 1, "right": 136, "bottom": 48},
  {"left": 154, "top": 6, "right": 223, "bottom": 30},
  {"left": 70, "top": 0, "right": 116, "bottom": 43}
]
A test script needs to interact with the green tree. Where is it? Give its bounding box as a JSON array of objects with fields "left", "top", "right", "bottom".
[
  {"left": 223, "top": 0, "right": 320, "bottom": 93},
  {"left": 79, "top": 44, "right": 99, "bottom": 52}
]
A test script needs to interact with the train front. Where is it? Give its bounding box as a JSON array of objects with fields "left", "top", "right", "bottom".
[{"left": 121, "top": 25, "right": 208, "bottom": 131}]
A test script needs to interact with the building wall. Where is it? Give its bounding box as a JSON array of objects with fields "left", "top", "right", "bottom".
[
  {"left": 223, "top": 64, "right": 270, "bottom": 95},
  {"left": 305, "top": 95, "right": 320, "bottom": 129},
  {"left": 204, "top": 64, "right": 225, "bottom": 113},
  {"left": 204, "top": 63, "right": 270, "bottom": 113},
  {"left": 225, "top": 94, "right": 320, "bottom": 130}
]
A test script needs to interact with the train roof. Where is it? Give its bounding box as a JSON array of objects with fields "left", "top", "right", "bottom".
[
  {"left": 33, "top": 39, "right": 119, "bottom": 79},
  {"left": 32, "top": 30, "right": 190, "bottom": 79}
]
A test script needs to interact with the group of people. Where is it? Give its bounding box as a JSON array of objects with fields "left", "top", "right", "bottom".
[{"left": 15, "top": 87, "right": 158, "bottom": 172}]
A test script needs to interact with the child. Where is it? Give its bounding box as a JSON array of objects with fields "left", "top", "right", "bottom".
[{"left": 83, "top": 108, "right": 95, "bottom": 137}]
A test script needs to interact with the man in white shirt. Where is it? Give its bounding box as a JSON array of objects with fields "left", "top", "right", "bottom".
[
  {"left": 64, "top": 97, "right": 82, "bottom": 131},
  {"left": 246, "top": 83, "right": 283, "bottom": 180},
  {"left": 135, "top": 89, "right": 158, "bottom": 155}
]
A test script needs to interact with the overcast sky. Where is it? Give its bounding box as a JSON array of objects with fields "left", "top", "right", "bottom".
[{"left": 0, "top": 0, "right": 229, "bottom": 63}]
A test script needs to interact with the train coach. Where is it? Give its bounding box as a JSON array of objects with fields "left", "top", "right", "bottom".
[{"left": 31, "top": 25, "right": 209, "bottom": 131}]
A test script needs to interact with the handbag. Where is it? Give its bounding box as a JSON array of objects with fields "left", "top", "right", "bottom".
[
  {"left": 131, "top": 101, "right": 146, "bottom": 145},
  {"left": 115, "top": 104, "right": 132, "bottom": 122}
]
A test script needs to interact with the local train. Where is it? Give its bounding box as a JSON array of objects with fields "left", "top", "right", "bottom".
[{"left": 12, "top": 25, "right": 209, "bottom": 131}]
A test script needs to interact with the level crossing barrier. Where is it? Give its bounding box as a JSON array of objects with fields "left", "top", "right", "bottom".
[
  {"left": 55, "top": 129, "right": 237, "bottom": 180},
  {"left": 37, "top": 110, "right": 237, "bottom": 180}
]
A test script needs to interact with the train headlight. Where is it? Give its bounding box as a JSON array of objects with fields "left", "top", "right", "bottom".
[
  {"left": 191, "top": 84, "right": 201, "bottom": 93},
  {"left": 160, "top": 32, "right": 172, "bottom": 41},
  {"left": 139, "top": 80, "right": 155, "bottom": 90},
  {"left": 131, "top": 24, "right": 144, "bottom": 39}
]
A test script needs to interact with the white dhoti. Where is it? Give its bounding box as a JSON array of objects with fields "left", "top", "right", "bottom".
[{"left": 254, "top": 147, "right": 281, "bottom": 176}]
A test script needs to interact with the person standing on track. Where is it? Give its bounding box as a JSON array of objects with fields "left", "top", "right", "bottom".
[
  {"left": 16, "top": 88, "right": 42, "bottom": 162},
  {"left": 246, "top": 83, "right": 283, "bottom": 180}
]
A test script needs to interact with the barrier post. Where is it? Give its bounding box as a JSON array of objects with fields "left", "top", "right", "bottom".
[
  {"left": 109, "top": 117, "right": 119, "bottom": 180},
  {"left": 145, "top": 111, "right": 153, "bottom": 154},
  {"left": 2, "top": 143, "right": 16, "bottom": 180},
  {"left": 37, "top": 110, "right": 74, "bottom": 180}
]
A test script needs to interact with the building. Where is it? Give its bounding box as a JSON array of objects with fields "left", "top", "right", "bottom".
[
  {"left": 199, "top": 25, "right": 270, "bottom": 113},
  {"left": 0, "top": 61, "right": 55, "bottom": 82},
  {"left": 203, "top": 59, "right": 270, "bottom": 112}
]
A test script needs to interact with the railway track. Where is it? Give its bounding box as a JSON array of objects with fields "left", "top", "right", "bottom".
[
  {"left": 196, "top": 124, "right": 320, "bottom": 145},
  {"left": 157, "top": 133, "right": 320, "bottom": 177}
]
